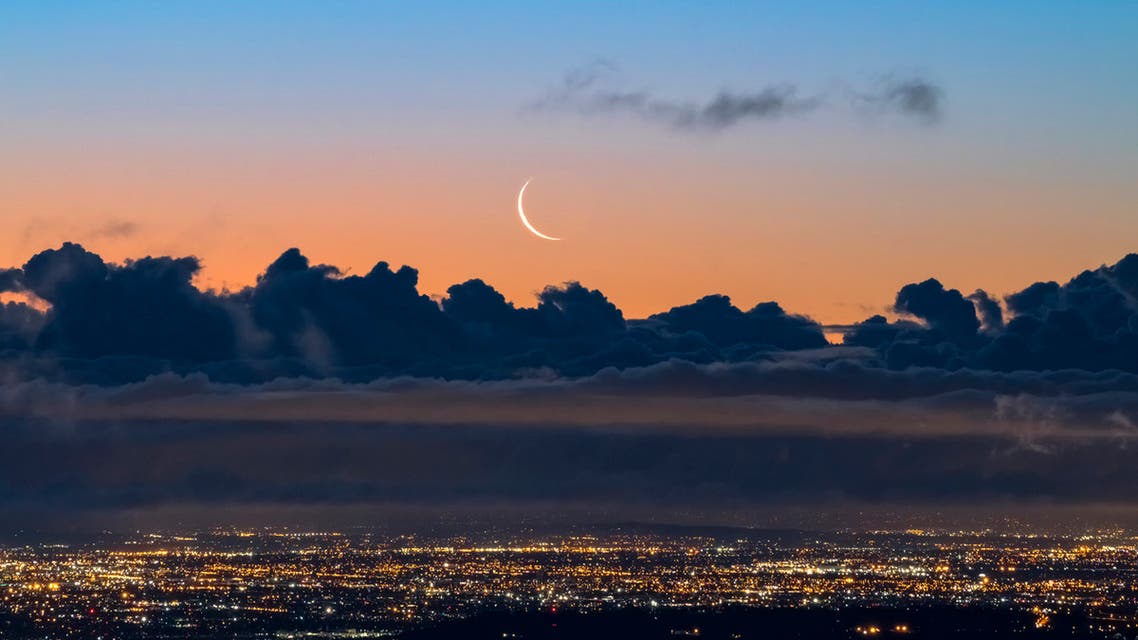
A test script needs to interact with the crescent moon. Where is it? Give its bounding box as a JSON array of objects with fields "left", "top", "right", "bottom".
[{"left": 517, "top": 179, "right": 561, "bottom": 241}]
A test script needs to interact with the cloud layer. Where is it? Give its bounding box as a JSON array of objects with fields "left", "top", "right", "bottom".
[
  {"left": 4, "top": 366, "right": 1138, "bottom": 513},
  {"left": 3, "top": 243, "right": 1138, "bottom": 513},
  {"left": 2, "top": 243, "right": 1138, "bottom": 385}
]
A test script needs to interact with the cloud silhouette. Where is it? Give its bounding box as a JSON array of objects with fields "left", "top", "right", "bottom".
[
  {"left": 893, "top": 278, "right": 980, "bottom": 342},
  {"left": 18, "top": 242, "right": 237, "bottom": 363},
  {"left": 1, "top": 244, "right": 1138, "bottom": 385},
  {"left": 968, "top": 289, "right": 1005, "bottom": 333},
  {"left": 1, "top": 244, "right": 1138, "bottom": 514}
]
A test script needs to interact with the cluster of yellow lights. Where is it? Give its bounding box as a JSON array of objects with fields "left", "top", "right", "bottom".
[{"left": 2, "top": 529, "right": 1137, "bottom": 634}]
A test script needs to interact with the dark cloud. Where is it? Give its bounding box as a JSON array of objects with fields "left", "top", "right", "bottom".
[
  {"left": 443, "top": 278, "right": 518, "bottom": 330},
  {"left": 18, "top": 243, "right": 237, "bottom": 363},
  {"left": 2, "top": 244, "right": 1138, "bottom": 386},
  {"left": 846, "top": 253, "right": 1138, "bottom": 374},
  {"left": 9, "top": 357, "right": 1138, "bottom": 432},
  {"left": 1006, "top": 281, "right": 1062, "bottom": 318},
  {"left": 244, "top": 247, "right": 459, "bottom": 371},
  {"left": 534, "top": 281, "right": 625, "bottom": 338},
  {"left": 649, "top": 295, "right": 827, "bottom": 351},
  {"left": 843, "top": 315, "right": 920, "bottom": 351},
  {"left": 3, "top": 417, "right": 1136, "bottom": 511},
  {"left": 0, "top": 268, "right": 22, "bottom": 292},
  {"left": 0, "top": 301, "right": 42, "bottom": 351},
  {"left": 528, "top": 63, "right": 943, "bottom": 131},
  {"left": 0, "top": 244, "right": 834, "bottom": 384},
  {"left": 1, "top": 244, "right": 1138, "bottom": 512},
  {"left": 853, "top": 77, "right": 944, "bottom": 122},
  {"left": 968, "top": 289, "right": 1005, "bottom": 333},
  {"left": 2, "top": 361, "right": 1138, "bottom": 511},
  {"left": 893, "top": 278, "right": 980, "bottom": 342}
]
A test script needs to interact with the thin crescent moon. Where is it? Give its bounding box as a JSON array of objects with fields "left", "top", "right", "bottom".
[{"left": 517, "top": 179, "right": 561, "bottom": 241}]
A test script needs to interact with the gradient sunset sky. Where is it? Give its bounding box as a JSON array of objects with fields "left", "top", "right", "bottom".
[{"left": 2, "top": 2, "right": 1135, "bottom": 323}]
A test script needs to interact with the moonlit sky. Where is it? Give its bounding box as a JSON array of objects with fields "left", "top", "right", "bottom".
[{"left": 1, "top": 2, "right": 1135, "bottom": 323}]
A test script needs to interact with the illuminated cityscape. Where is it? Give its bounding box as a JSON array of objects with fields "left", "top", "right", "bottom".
[{"left": 2, "top": 527, "right": 1136, "bottom": 638}]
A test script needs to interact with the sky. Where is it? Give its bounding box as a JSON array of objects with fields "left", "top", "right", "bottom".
[
  {"left": 2, "top": 2, "right": 1136, "bottom": 323},
  {"left": 2, "top": 3, "right": 1138, "bottom": 527}
]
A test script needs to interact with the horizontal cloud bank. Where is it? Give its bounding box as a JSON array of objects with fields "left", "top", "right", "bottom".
[
  {"left": 2, "top": 244, "right": 1138, "bottom": 511},
  {"left": 3, "top": 363, "right": 1138, "bottom": 511},
  {"left": 6, "top": 360, "right": 1138, "bottom": 444},
  {"left": 1, "top": 243, "right": 1138, "bottom": 387}
]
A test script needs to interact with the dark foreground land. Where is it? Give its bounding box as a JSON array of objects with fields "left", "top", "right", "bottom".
[{"left": 402, "top": 607, "right": 1094, "bottom": 640}]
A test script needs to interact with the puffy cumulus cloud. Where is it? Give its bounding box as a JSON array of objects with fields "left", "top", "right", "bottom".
[
  {"left": 243, "top": 248, "right": 459, "bottom": 371},
  {"left": 968, "top": 290, "right": 1005, "bottom": 333},
  {"left": 15, "top": 243, "right": 236, "bottom": 363},
  {"left": 1005, "top": 281, "right": 1062, "bottom": 318},
  {"left": 443, "top": 279, "right": 517, "bottom": 330},
  {"left": 0, "top": 268, "right": 22, "bottom": 292},
  {"left": 893, "top": 279, "right": 980, "bottom": 342},
  {"left": 0, "top": 244, "right": 831, "bottom": 384},
  {"left": 844, "top": 253, "right": 1138, "bottom": 374},
  {"left": 535, "top": 282, "right": 625, "bottom": 337},
  {"left": 4, "top": 245, "right": 1138, "bottom": 386},
  {"left": 649, "top": 295, "right": 827, "bottom": 352},
  {"left": 0, "top": 301, "right": 42, "bottom": 351}
]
